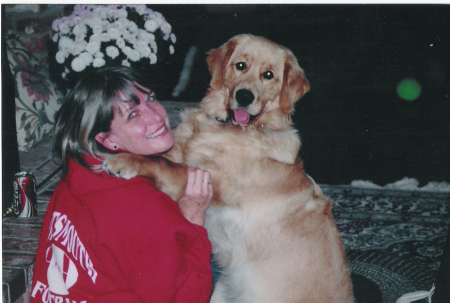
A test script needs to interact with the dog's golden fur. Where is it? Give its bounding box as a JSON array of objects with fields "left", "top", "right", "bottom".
[{"left": 104, "top": 34, "right": 354, "bottom": 303}]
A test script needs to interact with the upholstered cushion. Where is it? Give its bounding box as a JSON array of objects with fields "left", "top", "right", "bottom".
[{"left": 5, "top": 32, "right": 65, "bottom": 152}]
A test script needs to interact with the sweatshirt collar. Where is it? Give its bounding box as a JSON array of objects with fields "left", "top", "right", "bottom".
[{"left": 65, "top": 155, "right": 148, "bottom": 197}]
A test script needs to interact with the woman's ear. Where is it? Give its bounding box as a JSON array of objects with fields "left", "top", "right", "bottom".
[{"left": 95, "top": 132, "right": 119, "bottom": 151}]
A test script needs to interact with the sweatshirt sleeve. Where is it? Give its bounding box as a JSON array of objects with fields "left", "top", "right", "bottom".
[
  {"left": 98, "top": 183, "right": 212, "bottom": 303},
  {"left": 125, "top": 212, "right": 212, "bottom": 303},
  {"left": 174, "top": 225, "right": 213, "bottom": 302}
]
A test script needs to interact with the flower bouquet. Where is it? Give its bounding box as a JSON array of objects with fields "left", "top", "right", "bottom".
[{"left": 50, "top": 4, "right": 176, "bottom": 93}]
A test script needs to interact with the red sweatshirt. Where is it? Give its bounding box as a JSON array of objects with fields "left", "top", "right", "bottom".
[{"left": 30, "top": 156, "right": 212, "bottom": 303}]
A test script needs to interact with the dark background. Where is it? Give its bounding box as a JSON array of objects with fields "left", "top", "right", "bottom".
[{"left": 148, "top": 4, "right": 449, "bottom": 186}]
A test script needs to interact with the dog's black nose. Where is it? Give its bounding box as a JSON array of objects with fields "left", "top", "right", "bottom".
[{"left": 235, "top": 89, "right": 255, "bottom": 107}]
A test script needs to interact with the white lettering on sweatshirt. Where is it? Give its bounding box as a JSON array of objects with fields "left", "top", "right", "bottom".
[{"left": 48, "top": 212, "right": 98, "bottom": 283}]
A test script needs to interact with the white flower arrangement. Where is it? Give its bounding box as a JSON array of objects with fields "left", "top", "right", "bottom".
[{"left": 51, "top": 4, "right": 176, "bottom": 82}]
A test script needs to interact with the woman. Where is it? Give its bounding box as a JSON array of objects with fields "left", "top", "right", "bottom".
[{"left": 30, "top": 67, "right": 213, "bottom": 302}]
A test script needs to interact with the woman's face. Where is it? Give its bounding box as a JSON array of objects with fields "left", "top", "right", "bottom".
[{"left": 96, "top": 84, "right": 175, "bottom": 155}]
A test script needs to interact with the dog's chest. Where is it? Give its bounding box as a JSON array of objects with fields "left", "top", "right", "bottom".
[
  {"left": 184, "top": 126, "right": 299, "bottom": 169},
  {"left": 205, "top": 205, "right": 249, "bottom": 254}
]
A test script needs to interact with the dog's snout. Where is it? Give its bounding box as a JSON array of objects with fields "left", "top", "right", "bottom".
[{"left": 235, "top": 89, "right": 255, "bottom": 107}]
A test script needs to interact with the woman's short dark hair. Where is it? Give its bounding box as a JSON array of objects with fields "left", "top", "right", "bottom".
[{"left": 54, "top": 66, "right": 150, "bottom": 176}]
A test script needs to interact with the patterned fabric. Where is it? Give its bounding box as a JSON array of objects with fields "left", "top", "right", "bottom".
[
  {"left": 322, "top": 185, "right": 450, "bottom": 303},
  {"left": 5, "top": 32, "right": 65, "bottom": 151},
  {"left": 324, "top": 185, "right": 449, "bottom": 224}
]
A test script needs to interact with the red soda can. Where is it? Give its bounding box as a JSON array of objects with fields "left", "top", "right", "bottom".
[{"left": 13, "top": 172, "right": 37, "bottom": 217}]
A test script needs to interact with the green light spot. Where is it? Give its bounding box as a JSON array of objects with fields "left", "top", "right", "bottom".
[{"left": 397, "top": 78, "right": 421, "bottom": 101}]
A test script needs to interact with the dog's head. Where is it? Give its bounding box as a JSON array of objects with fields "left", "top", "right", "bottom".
[{"left": 201, "top": 34, "right": 310, "bottom": 130}]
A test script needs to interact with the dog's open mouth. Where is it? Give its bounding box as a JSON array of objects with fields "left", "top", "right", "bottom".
[{"left": 228, "top": 108, "right": 262, "bottom": 125}]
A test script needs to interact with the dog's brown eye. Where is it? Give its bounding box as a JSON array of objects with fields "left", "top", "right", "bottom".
[
  {"left": 263, "top": 71, "right": 274, "bottom": 80},
  {"left": 236, "top": 62, "right": 246, "bottom": 71}
]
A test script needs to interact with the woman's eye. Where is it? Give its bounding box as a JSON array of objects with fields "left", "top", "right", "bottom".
[
  {"left": 235, "top": 62, "right": 246, "bottom": 71},
  {"left": 263, "top": 71, "right": 274, "bottom": 80},
  {"left": 128, "top": 112, "right": 136, "bottom": 120},
  {"left": 147, "top": 95, "right": 155, "bottom": 104}
]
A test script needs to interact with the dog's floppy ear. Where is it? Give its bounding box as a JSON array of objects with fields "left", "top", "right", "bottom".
[
  {"left": 279, "top": 51, "right": 310, "bottom": 114},
  {"left": 206, "top": 37, "right": 238, "bottom": 90}
]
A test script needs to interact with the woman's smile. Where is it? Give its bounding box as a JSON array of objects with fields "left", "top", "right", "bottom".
[{"left": 146, "top": 125, "right": 168, "bottom": 139}]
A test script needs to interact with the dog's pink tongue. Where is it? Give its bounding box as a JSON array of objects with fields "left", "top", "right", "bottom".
[{"left": 234, "top": 109, "right": 250, "bottom": 124}]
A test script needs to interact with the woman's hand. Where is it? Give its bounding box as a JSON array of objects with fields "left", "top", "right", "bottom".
[{"left": 177, "top": 168, "right": 213, "bottom": 226}]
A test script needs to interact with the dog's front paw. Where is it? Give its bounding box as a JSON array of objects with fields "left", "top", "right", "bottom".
[{"left": 103, "top": 153, "right": 142, "bottom": 179}]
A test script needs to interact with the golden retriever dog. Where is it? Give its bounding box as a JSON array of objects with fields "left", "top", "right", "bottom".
[{"left": 103, "top": 34, "right": 354, "bottom": 303}]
